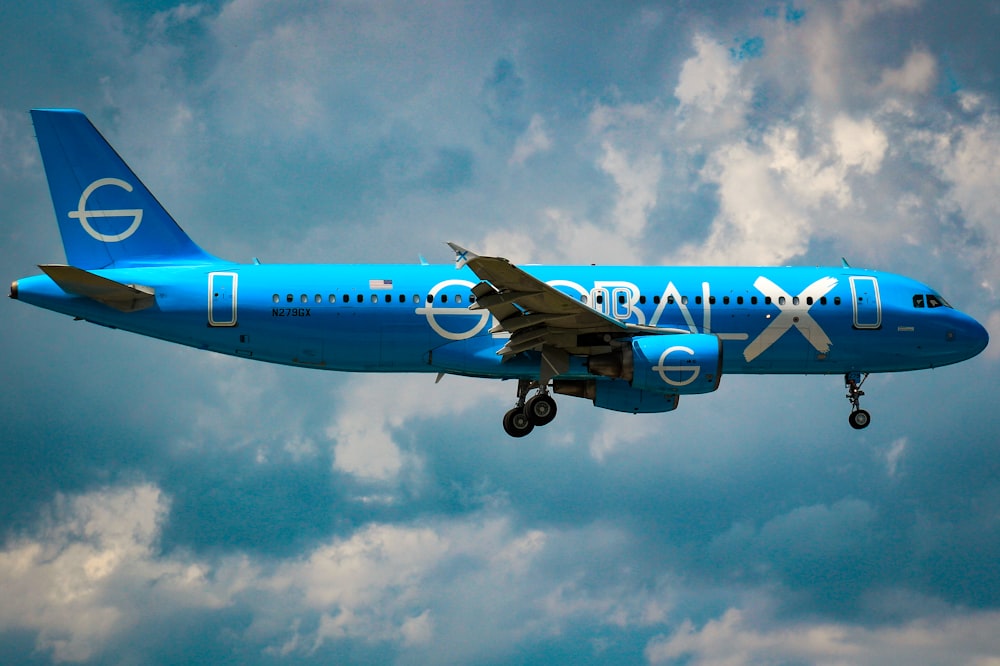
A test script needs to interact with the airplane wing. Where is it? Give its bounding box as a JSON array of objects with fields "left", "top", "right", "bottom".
[{"left": 448, "top": 243, "right": 684, "bottom": 382}]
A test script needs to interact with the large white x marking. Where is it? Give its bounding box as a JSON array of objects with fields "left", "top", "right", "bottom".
[{"left": 743, "top": 276, "right": 839, "bottom": 363}]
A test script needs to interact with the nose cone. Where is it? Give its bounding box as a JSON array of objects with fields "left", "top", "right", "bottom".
[{"left": 948, "top": 311, "right": 990, "bottom": 361}]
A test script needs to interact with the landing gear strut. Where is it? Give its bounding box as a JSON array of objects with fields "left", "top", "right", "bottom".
[
  {"left": 502, "top": 379, "right": 558, "bottom": 437},
  {"left": 845, "top": 371, "right": 871, "bottom": 430}
]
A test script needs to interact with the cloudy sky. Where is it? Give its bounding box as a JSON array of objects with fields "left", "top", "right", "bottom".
[{"left": 2, "top": 0, "right": 1000, "bottom": 663}]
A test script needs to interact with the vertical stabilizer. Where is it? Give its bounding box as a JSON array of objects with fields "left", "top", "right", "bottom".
[{"left": 31, "top": 109, "right": 219, "bottom": 269}]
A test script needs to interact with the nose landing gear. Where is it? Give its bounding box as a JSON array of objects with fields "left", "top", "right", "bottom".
[
  {"left": 845, "top": 371, "right": 871, "bottom": 429},
  {"left": 502, "top": 379, "right": 558, "bottom": 437}
]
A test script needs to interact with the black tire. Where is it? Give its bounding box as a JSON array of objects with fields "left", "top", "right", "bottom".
[
  {"left": 525, "top": 394, "right": 558, "bottom": 426},
  {"left": 503, "top": 407, "right": 534, "bottom": 437},
  {"left": 849, "top": 409, "right": 871, "bottom": 430}
]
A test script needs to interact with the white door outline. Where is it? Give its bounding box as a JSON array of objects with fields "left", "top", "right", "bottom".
[
  {"left": 849, "top": 276, "right": 881, "bottom": 329},
  {"left": 208, "top": 272, "right": 238, "bottom": 327}
]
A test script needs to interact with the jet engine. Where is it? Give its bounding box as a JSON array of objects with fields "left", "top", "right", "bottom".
[{"left": 587, "top": 334, "right": 722, "bottom": 395}]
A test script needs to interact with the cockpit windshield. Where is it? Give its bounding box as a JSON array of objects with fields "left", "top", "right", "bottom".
[
  {"left": 927, "top": 293, "right": 951, "bottom": 308},
  {"left": 913, "top": 293, "right": 952, "bottom": 308}
]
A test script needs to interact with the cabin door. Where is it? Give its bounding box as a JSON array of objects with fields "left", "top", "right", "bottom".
[
  {"left": 208, "top": 272, "right": 238, "bottom": 327},
  {"left": 850, "top": 276, "right": 881, "bottom": 329}
]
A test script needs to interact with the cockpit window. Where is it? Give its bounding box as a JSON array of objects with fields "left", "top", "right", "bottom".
[
  {"left": 913, "top": 294, "right": 925, "bottom": 308},
  {"left": 927, "top": 294, "right": 950, "bottom": 308}
]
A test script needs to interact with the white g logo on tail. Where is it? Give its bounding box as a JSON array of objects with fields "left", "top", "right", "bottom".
[{"left": 68, "top": 178, "right": 143, "bottom": 242}]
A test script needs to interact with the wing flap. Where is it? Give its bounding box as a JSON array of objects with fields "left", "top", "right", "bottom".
[{"left": 39, "top": 264, "right": 156, "bottom": 312}]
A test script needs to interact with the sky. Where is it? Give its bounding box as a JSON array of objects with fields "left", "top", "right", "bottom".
[{"left": 2, "top": 0, "right": 1000, "bottom": 663}]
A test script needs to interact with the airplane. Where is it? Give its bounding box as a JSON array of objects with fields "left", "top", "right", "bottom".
[{"left": 10, "top": 109, "right": 990, "bottom": 437}]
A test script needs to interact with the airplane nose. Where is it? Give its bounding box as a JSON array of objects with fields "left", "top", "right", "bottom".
[{"left": 948, "top": 312, "right": 990, "bottom": 359}]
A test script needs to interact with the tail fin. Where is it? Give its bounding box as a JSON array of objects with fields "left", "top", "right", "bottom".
[{"left": 30, "top": 109, "right": 219, "bottom": 269}]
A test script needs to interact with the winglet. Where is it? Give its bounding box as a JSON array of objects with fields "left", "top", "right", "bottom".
[{"left": 447, "top": 242, "right": 478, "bottom": 270}]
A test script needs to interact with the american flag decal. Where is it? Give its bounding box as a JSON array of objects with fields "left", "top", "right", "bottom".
[{"left": 369, "top": 279, "right": 393, "bottom": 290}]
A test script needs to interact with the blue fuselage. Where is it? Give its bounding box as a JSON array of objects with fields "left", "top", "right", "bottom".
[{"left": 13, "top": 262, "right": 989, "bottom": 379}]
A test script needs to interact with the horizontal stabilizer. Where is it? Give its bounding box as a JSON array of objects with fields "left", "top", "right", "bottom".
[{"left": 39, "top": 264, "right": 155, "bottom": 312}]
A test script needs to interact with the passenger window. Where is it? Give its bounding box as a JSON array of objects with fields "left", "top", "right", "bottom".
[
  {"left": 371, "top": 294, "right": 378, "bottom": 303},
  {"left": 666, "top": 296, "right": 674, "bottom": 305},
  {"left": 286, "top": 294, "right": 293, "bottom": 303},
  {"left": 357, "top": 294, "right": 363, "bottom": 303},
  {"left": 654, "top": 295, "right": 662, "bottom": 305},
  {"left": 315, "top": 294, "right": 322, "bottom": 303},
  {"left": 618, "top": 294, "right": 626, "bottom": 304},
  {"left": 580, "top": 295, "right": 588, "bottom": 304},
  {"left": 384, "top": 294, "right": 392, "bottom": 303},
  {"left": 709, "top": 296, "right": 716, "bottom": 305},
  {"left": 723, "top": 296, "right": 729, "bottom": 305},
  {"left": 681, "top": 296, "right": 688, "bottom": 305},
  {"left": 427, "top": 294, "right": 434, "bottom": 303},
  {"left": 765, "top": 297, "right": 772, "bottom": 305},
  {"left": 806, "top": 297, "right": 813, "bottom": 305},
  {"left": 441, "top": 295, "right": 448, "bottom": 304},
  {"left": 413, "top": 294, "right": 420, "bottom": 304},
  {"left": 751, "top": 296, "right": 758, "bottom": 305},
  {"left": 399, "top": 294, "right": 406, "bottom": 303},
  {"left": 596, "top": 294, "right": 603, "bottom": 305},
  {"left": 456, "top": 294, "right": 463, "bottom": 304},
  {"left": 834, "top": 297, "right": 841, "bottom": 306},
  {"left": 792, "top": 296, "right": 799, "bottom": 306},
  {"left": 343, "top": 294, "right": 350, "bottom": 303},
  {"left": 913, "top": 294, "right": 925, "bottom": 308},
  {"left": 737, "top": 296, "right": 743, "bottom": 305},
  {"left": 820, "top": 297, "right": 827, "bottom": 305},
  {"left": 779, "top": 296, "right": 786, "bottom": 305},
  {"left": 272, "top": 294, "right": 279, "bottom": 303},
  {"left": 696, "top": 296, "right": 702, "bottom": 305},
  {"left": 639, "top": 295, "right": 646, "bottom": 305}
]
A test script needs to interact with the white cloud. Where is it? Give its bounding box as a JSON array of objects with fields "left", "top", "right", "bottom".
[
  {"left": 927, "top": 111, "right": 1000, "bottom": 285},
  {"left": 674, "top": 34, "right": 746, "bottom": 116},
  {"left": 598, "top": 141, "right": 663, "bottom": 239},
  {"left": 0, "top": 485, "right": 656, "bottom": 663},
  {"left": 880, "top": 49, "right": 938, "bottom": 94},
  {"left": 884, "top": 437, "right": 908, "bottom": 478},
  {"left": 986, "top": 311, "right": 1000, "bottom": 360},
  {"left": 646, "top": 606, "right": 1000, "bottom": 666},
  {"left": 676, "top": 126, "right": 828, "bottom": 265},
  {"left": 400, "top": 609, "right": 435, "bottom": 647},
  {"left": 0, "top": 485, "right": 235, "bottom": 662},
  {"left": 327, "top": 373, "right": 506, "bottom": 481},
  {"left": 509, "top": 114, "right": 552, "bottom": 166},
  {"left": 832, "top": 114, "right": 888, "bottom": 174}
]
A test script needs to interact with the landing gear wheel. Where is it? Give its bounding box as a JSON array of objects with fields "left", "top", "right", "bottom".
[
  {"left": 503, "top": 407, "right": 534, "bottom": 437},
  {"left": 525, "top": 394, "right": 557, "bottom": 426},
  {"left": 849, "top": 409, "right": 871, "bottom": 430},
  {"left": 844, "top": 372, "right": 871, "bottom": 431}
]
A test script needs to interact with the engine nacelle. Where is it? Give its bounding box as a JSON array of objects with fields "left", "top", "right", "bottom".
[
  {"left": 588, "top": 334, "right": 722, "bottom": 395},
  {"left": 553, "top": 379, "right": 680, "bottom": 414}
]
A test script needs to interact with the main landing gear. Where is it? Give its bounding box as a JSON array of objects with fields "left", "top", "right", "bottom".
[
  {"left": 502, "top": 379, "right": 558, "bottom": 437},
  {"left": 845, "top": 371, "right": 871, "bottom": 430}
]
